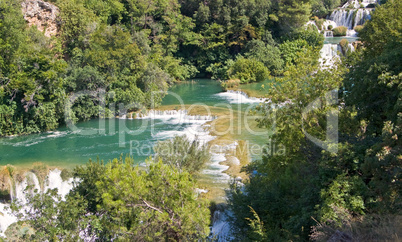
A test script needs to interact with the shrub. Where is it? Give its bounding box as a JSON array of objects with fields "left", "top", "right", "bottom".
[
  {"left": 328, "top": 25, "right": 333, "bottom": 30},
  {"left": 354, "top": 25, "right": 364, "bottom": 33},
  {"left": 221, "top": 79, "right": 240, "bottom": 90},
  {"left": 315, "top": 18, "right": 325, "bottom": 30},
  {"left": 228, "top": 58, "right": 270, "bottom": 83},
  {"left": 339, "top": 39, "right": 349, "bottom": 55},
  {"left": 332, "top": 26, "right": 347, "bottom": 36},
  {"left": 60, "top": 169, "right": 72, "bottom": 182},
  {"left": 154, "top": 135, "right": 211, "bottom": 174}
]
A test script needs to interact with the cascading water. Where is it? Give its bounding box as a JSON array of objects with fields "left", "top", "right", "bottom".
[
  {"left": 215, "top": 90, "right": 269, "bottom": 104},
  {"left": 324, "top": 31, "right": 334, "bottom": 37},
  {"left": 0, "top": 169, "right": 74, "bottom": 237},
  {"left": 319, "top": 44, "right": 342, "bottom": 68},
  {"left": 329, "top": 8, "right": 372, "bottom": 30},
  {"left": 318, "top": 0, "right": 376, "bottom": 67},
  {"left": 44, "top": 169, "right": 74, "bottom": 199},
  {"left": 328, "top": 0, "right": 374, "bottom": 37},
  {"left": 13, "top": 172, "right": 41, "bottom": 203}
]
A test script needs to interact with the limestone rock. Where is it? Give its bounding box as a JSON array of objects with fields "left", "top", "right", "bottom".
[{"left": 21, "top": 0, "right": 60, "bottom": 38}]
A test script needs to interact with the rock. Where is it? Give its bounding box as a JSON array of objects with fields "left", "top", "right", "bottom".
[{"left": 21, "top": 0, "right": 60, "bottom": 38}]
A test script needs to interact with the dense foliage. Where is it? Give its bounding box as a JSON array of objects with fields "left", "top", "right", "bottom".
[
  {"left": 228, "top": 1, "right": 401, "bottom": 240},
  {"left": 154, "top": 135, "right": 211, "bottom": 174},
  {"left": 9, "top": 157, "right": 210, "bottom": 240},
  {"left": 0, "top": 0, "right": 334, "bottom": 136},
  {"left": 3, "top": 0, "right": 400, "bottom": 240}
]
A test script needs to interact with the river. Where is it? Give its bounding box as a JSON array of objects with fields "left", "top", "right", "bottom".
[{"left": 0, "top": 79, "right": 268, "bottom": 168}]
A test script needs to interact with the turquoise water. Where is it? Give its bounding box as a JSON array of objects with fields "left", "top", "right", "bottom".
[
  {"left": 324, "top": 37, "right": 359, "bottom": 44},
  {"left": 0, "top": 79, "right": 269, "bottom": 167}
]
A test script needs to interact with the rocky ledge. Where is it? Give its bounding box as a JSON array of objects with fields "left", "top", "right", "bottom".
[{"left": 21, "top": 0, "right": 60, "bottom": 37}]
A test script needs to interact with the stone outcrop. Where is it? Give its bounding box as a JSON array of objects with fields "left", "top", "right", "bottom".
[{"left": 21, "top": 0, "right": 60, "bottom": 38}]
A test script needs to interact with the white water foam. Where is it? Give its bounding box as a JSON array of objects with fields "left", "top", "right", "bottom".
[
  {"left": 0, "top": 169, "right": 74, "bottom": 237},
  {"left": 0, "top": 203, "right": 17, "bottom": 237},
  {"left": 137, "top": 110, "right": 216, "bottom": 124},
  {"left": 216, "top": 90, "right": 268, "bottom": 104},
  {"left": 202, "top": 152, "right": 230, "bottom": 182},
  {"left": 44, "top": 169, "right": 74, "bottom": 199},
  {"left": 210, "top": 209, "right": 234, "bottom": 241},
  {"left": 319, "top": 44, "right": 341, "bottom": 68}
]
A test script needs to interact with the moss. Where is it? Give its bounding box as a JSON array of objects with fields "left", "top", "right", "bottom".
[
  {"left": 354, "top": 25, "right": 364, "bottom": 33},
  {"left": 235, "top": 140, "right": 250, "bottom": 166},
  {"left": 6, "top": 165, "right": 14, "bottom": 178},
  {"left": 339, "top": 39, "right": 349, "bottom": 56},
  {"left": 30, "top": 162, "right": 49, "bottom": 190},
  {"left": 220, "top": 79, "right": 240, "bottom": 90},
  {"left": 0, "top": 189, "right": 11, "bottom": 201},
  {"left": 315, "top": 18, "right": 325, "bottom": 30},
  {"left": 60, "top": 168, "right": 72, "bottom": 182}
]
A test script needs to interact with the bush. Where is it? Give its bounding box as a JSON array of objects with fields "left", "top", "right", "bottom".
[
  {"left": 339, "top": 39, "right": 349, "bottom": 55},
  {"left": 328, "top": 25, "right": 333, "bottom": 30},
  {"left": 315, "top": 18, "right": 325, "bottom": 30},
  {"left": 354, "top": 25, "right": 364, "bottom": 33},
  {"left": 332, "top": 26, "right": 347, "bottom": 36},
  {"left": 228, "top": 58, "right": 270, "bottom": 83},
  {"left": 221, "top": 79, "right": 240, "bottom": 90},
  {"left": 154, "top": 135, "right": 211, "bottom": 174},
  {"left": 243, "top": 39, "right": 284, "bottom": 75}
]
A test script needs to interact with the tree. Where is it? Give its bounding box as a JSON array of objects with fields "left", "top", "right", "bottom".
[
  {"left": 10, "top": 157, "right": 211, "bottom": 241},
  {"left": 228, "top": 57, "right": 270, "bottom": 83},
  {"left": 243, "top": 39, "right": 284, "bottom": 75},
  {"left": 228, "top": 49, "right": 346, "bottom": 240},
  {"left": 344, "top": 0, "right": 402, "bottom": 134},
  {"left": 154, "top": 135, "right": 211, "bottom": 174}
]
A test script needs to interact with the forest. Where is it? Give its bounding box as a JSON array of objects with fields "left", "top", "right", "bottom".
[
  {"left": 0, "top": 0, "right": 400, "bottom": 241},
  {"left": 0, "top": 0, "right": 345, "bottom": 136}
]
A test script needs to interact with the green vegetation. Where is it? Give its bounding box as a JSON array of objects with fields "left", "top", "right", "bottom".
[
  {"left": 228, "top": 0, "right": 401, "bottom": 240},
  {"left": 0, "top": 0, "right": 332, "bottom": 136},
  {"left": 2, "top": 0, "right": 401, "bottom": 240},
  {"left": 228, "top": 58, "right": 270, "bottom": 84},
  {"left": 154, "top": 135, "right": 211, "bottom": 174},
  {"left": 9, "top": 157, "right": 210, "bottom": 240},
  {"left": 333, "top": 26, "right": 348, "bottom": 36},
  {"left": 354, "top": 25, "right": 364, "bottom": 33},
  {"left": 339, "top": 38, "right": 349, "bottom": 55},
  {"left": 311, "top": 0, "right": 347, "bottom": 17}
]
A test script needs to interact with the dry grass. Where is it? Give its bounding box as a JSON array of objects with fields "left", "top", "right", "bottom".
[
  {"left": 311, "top": 214, "right": 402, "bottom": 241},
  {"left": 221, "top": 79, "right": 241, "bottom": 90}
]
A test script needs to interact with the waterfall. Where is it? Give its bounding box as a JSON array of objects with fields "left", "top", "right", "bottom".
[
  {"left": 353, "top": 9, "right": 372, "bottom": 28},
  {"left": 210, "top": 208, "right": 233, "bottom": 240},
  {"left": 324, "top": 31, "right": 334, "bottom": 37},
  {"left": 136, "top": 109, "right": 217, "bottom": 121},
  {"left": 319, "top": 44, "right": 342, "bottom": 68},
  {"left": 0, "top": 169, "right": 74, "bottom": 236},
  {"left": 348, "top": 43, "right": 355, "bottom": 52},
  {"left": 216, "top": 90, "right": 269, "bottom": 104},
  {"left": 44, "top": 169, "right": 74, "bottom": 199},
  {"left": 329, "top": 9, "right": 355, "bottom": 29},
  {"left": 328, "top": 0, "right": 374, "bottom": 36},
  {"left": 13, "top": 172, "right": 41, "bottom": 203}
]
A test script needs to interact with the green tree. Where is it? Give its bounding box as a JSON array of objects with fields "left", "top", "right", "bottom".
[
  {"left": 10, "top": 157, "right": 211, "bottom": 241},
  {"left": 243, "top": 39, "right": 284, "bottom": 75},
  {"left": 228, "top": 57, "right": 270, "bottom": 83},
  {"left": 154, "top": 135, "right": 211, "bottom": 174}
]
